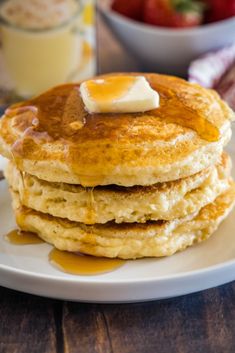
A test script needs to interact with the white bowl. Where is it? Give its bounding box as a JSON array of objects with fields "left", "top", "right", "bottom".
[{"left": 98, "top": 0, "right": 235, "bottom": 76}]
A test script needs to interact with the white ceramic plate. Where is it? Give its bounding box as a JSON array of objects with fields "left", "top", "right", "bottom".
[{"left": 0, "top": 136, "right": 235, "bottom": 303}]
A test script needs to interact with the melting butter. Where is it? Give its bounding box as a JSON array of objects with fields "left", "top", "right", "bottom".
[{"left": 80, "top": 76, "right": 160, "bottom": 113}]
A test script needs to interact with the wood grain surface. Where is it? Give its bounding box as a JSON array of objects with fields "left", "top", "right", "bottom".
[{"left": 1, "top": 283, "right": 235, "bottom": 353}]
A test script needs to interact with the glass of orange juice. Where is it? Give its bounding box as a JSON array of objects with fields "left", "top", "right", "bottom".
[{"left": 0, "top": 0, "right": 96, "bottom": 99}]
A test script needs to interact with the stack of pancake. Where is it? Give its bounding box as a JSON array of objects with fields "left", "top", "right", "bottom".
[{"left": 0, "top": 73, "right": 235, "bottom": 259}]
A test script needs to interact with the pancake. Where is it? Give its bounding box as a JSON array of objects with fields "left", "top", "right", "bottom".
[
  {"left": 10, "top": 182, "right": 235, "bottom": 259},
  {"left": 0, "top": 73, "right": 234, "bottom": 187},
  {"left": 5, "top": 153, "right": 231, "bottom": 224}
]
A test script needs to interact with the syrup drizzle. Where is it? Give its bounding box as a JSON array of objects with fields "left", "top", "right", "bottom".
[
  {"left": 2, "top": 75, "right": 225, "bottom": 187},
  {"left": 148, "top": 84, "right": 220, "bottom": 142}
]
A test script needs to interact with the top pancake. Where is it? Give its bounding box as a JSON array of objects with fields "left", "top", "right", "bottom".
[{"left": 0, "top": 73, "right": 234, "bottom": 186}]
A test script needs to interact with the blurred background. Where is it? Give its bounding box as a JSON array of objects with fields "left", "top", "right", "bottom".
[
  {"left": 0, "top": 0, "right": 234, "bottom": 109},
  {"left": 0, "top": 0, "right": 96, "bottom": 104}
]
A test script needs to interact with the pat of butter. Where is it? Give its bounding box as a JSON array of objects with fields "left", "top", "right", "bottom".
[{"left": 80, "top": 76, "right": 160, "bottom": 113}]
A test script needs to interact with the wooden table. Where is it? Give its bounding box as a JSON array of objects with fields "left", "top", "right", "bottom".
[
  {"left": 1, "top": 273, "right": 235, "bottom": 353},
  {"left": 1, "top": 19, "right": 235, "bottom": 353}
]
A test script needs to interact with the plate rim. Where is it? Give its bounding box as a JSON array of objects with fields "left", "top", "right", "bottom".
[{"left": 0, "top": 252, "right": 235, "bottom": 285}]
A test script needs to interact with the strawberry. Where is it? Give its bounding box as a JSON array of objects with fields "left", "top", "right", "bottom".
[
  {"left": 144, "top": 0, "right": 205, "bottom": 28},
  {"left": 205, "top": 0, "right": 235, "bottom": 22},
  {"left": 111, "top": 0, "right": 144, "bottom": 21}
]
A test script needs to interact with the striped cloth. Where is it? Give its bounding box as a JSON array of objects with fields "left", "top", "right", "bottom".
[{"left": 188, "top": 44, "right": 235, "bottom": 111}]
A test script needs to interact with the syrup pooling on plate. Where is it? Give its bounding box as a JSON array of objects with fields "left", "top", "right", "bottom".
[
  {"left": 6, "top": 229, "right": 44, "bottom": 245},
  {"left": 5, "top": 229, "right": 125, "bottom": 275},
  {"left": 49, "top": 248, "right": 125, "bottom": 275}
]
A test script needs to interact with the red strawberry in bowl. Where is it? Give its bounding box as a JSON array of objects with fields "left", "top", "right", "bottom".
[
  {"left": 205, "top": 0, "right": 235, "bottom": 22},
  {"left": 111, "top": 0, "right": 144, "bottom": 21},
  {"left": 143, "top": 0, "right": 205, "bottom": 28}
]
